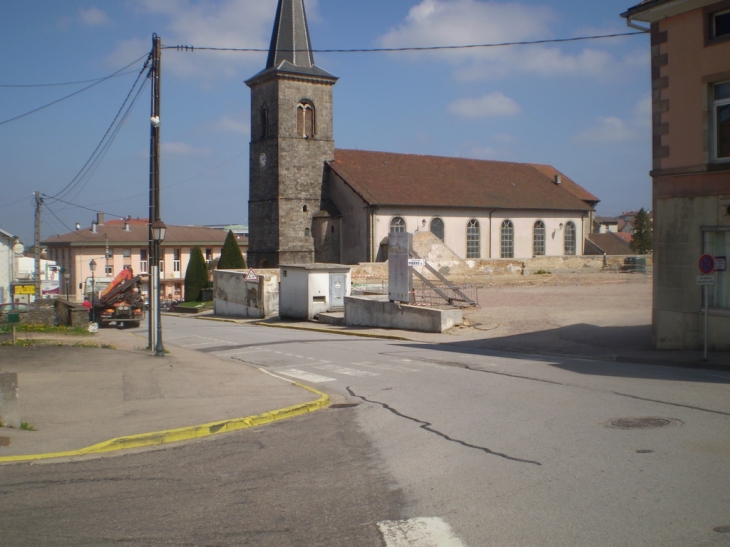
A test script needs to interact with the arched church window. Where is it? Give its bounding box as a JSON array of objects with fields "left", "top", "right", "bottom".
[
  {"left": 261, "top": 106, "right": 269, "bottom": 138},
  {"left": 564, "top": 222, "right": 577, "bottom": 255},
  {"left": 533, "top": 221, "right": 546, "bottom": 256},
  {"left": 430, "top": 218, "right": 445, "bottom": 242},
  {"left": 390, "top": 217, "right": 406, "bottom": 233},
  {"left": 296, "top": 101, "right": 315, "bottom": 138},
  {"left": 466, "top": 219, "right": 480, "bottom": 258},
  {"left": 501, "top": 220, "right": 514, "bottom": 258}
]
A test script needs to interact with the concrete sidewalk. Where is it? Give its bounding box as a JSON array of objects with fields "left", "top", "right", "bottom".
[{"left": 0, "top": 327, "right": 329, "bottom": 464}]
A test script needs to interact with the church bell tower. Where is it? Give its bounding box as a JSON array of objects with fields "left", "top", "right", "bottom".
[{"left": 246, "top": 0, "right": 338, "bottom": 268}]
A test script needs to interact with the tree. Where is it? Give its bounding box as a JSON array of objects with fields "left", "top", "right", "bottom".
[
  {"left": 184, "top": 246, "right": 209, "bottom": 302},
  {"left": 217, "top": 230, "right": 246, "bottom": 270},
  {"left": 630, "top": 208, "right": 653, "bottom": 255}
]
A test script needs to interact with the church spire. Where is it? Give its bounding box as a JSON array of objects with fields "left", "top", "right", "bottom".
[{"left": 267, "top": 0, "right": 315, "bottom": 71}]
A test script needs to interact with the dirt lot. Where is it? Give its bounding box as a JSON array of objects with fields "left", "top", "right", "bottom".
[{"left": 445, "top": 271, "right": 654, "bottom": 358}]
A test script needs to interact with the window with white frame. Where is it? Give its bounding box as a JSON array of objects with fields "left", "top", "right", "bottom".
[
  {"left": 501, "top": 220, "right": 514, "bottom": 258},
  {"left": 564, "top": 222, "right": 577, "bottom": 255},
  {"left": 173, "top": 249, "right": 181, "bottom": 273},
  {"left": 430, "top": 218, "right": 445, "bottom": 241},
  {"left": 533, "top": 221, "right": 546, "bottom": 256},
  {"left": 296, "top": 101, "right": 314, "bottom": 138},
  {"left": 713, "top": 81, "right": 730, "bottom": 161},
  {"left": 466, "top": 219, "right": 480, "bottom": 259},
  {"left": 139, "top": 249, "right": 148, "bottom": 273},
  {"left": 105, "top": 265, "right": 113, "bottom": 276},
  {"left": 703, "top": 229, "right": 729, "bottom": 309},
  {"left": 711, "top": 8, "right": 730, "bottom": 39},
  {"left": 390, "top": 217, "right": 406, "bottom": 233}
]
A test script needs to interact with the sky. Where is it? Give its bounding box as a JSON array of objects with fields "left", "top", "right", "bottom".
[{"left": 0, "top": 0, "right": 651, "bottom": 245}]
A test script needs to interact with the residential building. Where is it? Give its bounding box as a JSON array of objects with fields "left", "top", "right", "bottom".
[
  {"left": 0, "top": 228, "right": 15, "bottom": 303},
  {"left": 622, "top": 0, "right": 730, "bottom": 350},
  {"left": 246, "top": 0, "right": 600, "bottom": 267},
  {"left": 42, "top": 215, "right": 226, "bottom": 301}
]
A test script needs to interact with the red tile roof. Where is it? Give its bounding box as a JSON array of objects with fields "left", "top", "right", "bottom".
[
  {"left": 587, "top": 233, "right": 633, "bottom": 255},
  {"left": 42, "top": 224, "right": 227, "bottom": 247},
  {"left": 329, "top": 150, "right": 596, "bottom": 212}
]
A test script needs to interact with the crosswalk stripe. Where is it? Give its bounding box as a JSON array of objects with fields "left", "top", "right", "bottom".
[
  {"left": 277, "top": 369, "right": 336, "bottom": 383},
  {"left": 313, "top": 364, "right": 378, "bottom": 377},
  {"left": 378, "top": 517, "right": 468, "bottom": 547}
]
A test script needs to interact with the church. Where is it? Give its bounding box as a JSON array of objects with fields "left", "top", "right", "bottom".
[{"left": 246, "top": 0, "right": 599, "bottom": 268}]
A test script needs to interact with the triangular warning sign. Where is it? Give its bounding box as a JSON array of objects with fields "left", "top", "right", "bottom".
[{"left": 245, "top": 268, "right": 258, "bottom": 281}]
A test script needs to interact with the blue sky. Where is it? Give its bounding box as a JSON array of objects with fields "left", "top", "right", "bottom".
[{"left": 0, "top": 0, "right": 650, "bottom": 245}]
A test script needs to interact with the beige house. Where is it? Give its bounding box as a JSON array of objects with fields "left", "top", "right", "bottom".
[
  {"left": 622, "top": 0, "right": 730, "bottom": 350},
  {"left": 42, "top": 216, "right": 226, "bottom": 302}
]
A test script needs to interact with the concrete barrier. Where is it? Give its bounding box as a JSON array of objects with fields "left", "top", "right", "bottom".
[
  {"left": 345, "top": 295, "right": 462, "bottom": 333},
  {"left": 214, "top": 270, "right": 280, "bottom": 319},
  {"left": 0, "top": 373, "right": 20, "bottom": 429}
]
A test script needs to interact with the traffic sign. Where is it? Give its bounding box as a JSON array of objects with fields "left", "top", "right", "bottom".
[
  {"left": 716, "top": 256, "right": 727, "bottom": 272},
  {"left": 697, "top": 275, "right": 715, "bottom": 286},
  {"left": 699, "top": 254, "right": 715, "bottom": 274},
  {"left": 245, "top": 268, "right": 258, "bottom": 281}
]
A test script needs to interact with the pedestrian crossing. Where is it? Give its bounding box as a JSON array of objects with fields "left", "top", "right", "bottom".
[{"left": 164, "top": 335, "right": 428, "bottom": 383}]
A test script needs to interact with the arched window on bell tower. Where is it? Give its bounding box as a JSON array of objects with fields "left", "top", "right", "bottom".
[
  {"left": 296, "top": 101, "right": 315, "bottom": 138},
  {"left": 261, "top": 105, "right": 269, "bottom": 139}
]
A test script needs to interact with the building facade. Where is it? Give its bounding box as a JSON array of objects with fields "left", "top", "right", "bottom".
[
  {"left": 622, "top": 0, "right": 730, "bottom": 350},
  {"left": 42, "top": 216, "right": 226, "bottom": 302},
  {"left": 248, "top": 0, "right": 600, "bottom": 267},
  {"left": 0, "top": 228, "right": 15, "bottom": 304}
]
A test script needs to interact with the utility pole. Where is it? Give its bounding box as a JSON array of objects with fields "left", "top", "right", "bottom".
[
  {"left": 148, "top": 34, "right": 162, "bottom": 351},
  {"left": 34, "top": 191, "right": 42, "bottom": 302}
]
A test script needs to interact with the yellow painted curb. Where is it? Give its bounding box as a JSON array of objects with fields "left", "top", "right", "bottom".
[{"left": 0, "top": 383, "right": 329, "bottom": 464}]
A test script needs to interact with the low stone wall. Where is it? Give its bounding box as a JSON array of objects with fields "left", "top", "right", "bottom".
[
  {"left": 54, "top": 299, "right": 89, "bottom": 327},
  {"left": 345, "top": 295, "right": 462, "bottom": 333}
]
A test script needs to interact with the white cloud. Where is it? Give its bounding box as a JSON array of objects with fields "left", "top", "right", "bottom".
[
  {"left": 378, "top": 0, "right": 640, "bottom": 81},
  {"left": 448, "top": 92, "right": 520, "bottom": 118},
  {"left": 79, "top": 6, "right": 111, "bottom": 27},
  {"left": 574, "top": 95, "right": 651, "bottom": 143},
  {"left": 161, "top": 142, "right": 212, "bottom": 156},
  {"left": 107, "top": 0, "right": 317, "bottom": 79}
]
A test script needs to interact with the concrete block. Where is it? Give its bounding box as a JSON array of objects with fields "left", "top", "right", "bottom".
[
  {"left": 345, "top": 295, "right": 462, "bottom": 333},
  {"left": 0, "top": 372, "right": 20, "bottom": 429}
]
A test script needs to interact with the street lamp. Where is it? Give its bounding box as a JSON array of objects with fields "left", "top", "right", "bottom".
[
  {"left": 151, "top": 220, "right": 167, "bottom": 357},
  {"left": 89, "top": 259, "right": 97, "bottom": 323},
  {"left": 63, "top": 269, "right": 70, "bottom": 301}
]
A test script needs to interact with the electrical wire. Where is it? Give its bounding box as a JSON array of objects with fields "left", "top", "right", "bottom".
[
  {"left": 164, "top": 31, "right": 645, "bottom": 54},
  {"left": 0, "top": 195, "right": 34, "bottom": 211},
  {"left": 0, "top": 54, "right": 150, "bottom": 127},
  {"left": 42, "top": 194, "right": 127, "bottom": 221},
  {"left": 50, "top": 55, "right": 152, "bottom": 201},
  {"left": 0, "top": 69, "right": 141, "bottom": 88},
  {"left": 43, "top": 202, "right": 100, "bottom": 241}
]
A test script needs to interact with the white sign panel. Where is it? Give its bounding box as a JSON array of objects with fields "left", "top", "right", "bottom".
[
  {"left": 696, "top": 275, "right": 715, "bottom": 286},
  {"left": 388, "top": 232, "right": 412, "bottom": 304},
  {"left": 408, "top": 259, "right": 426, "bottom": 267}
]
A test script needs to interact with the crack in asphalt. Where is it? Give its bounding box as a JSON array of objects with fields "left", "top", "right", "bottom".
[
  {"left": 346, "top": 387, "right": 541, "bottom": 466},
  {"left": 611, "top": 392, "right": 730, "bottom": 416}
]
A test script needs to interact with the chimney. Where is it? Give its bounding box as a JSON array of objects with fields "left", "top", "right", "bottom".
[
  {"left": 91, "top": 222, "right": 97, "bottom": 234},
  {"left": 554, "top": 174, "right": 562, "bottom": 185},
  {"left": 124, "top": 221, "right": 130, "bottom": 232},
  {"left": 96, "top": 212, "right": 104, "bottom": 225}
]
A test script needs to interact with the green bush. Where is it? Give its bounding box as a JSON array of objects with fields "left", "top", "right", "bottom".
[
  {"left": 217, "top": 230, "right": 246, "bottom": 270},
  {"left": 185, "top": 246, "right": 209, "bottom": 302}
]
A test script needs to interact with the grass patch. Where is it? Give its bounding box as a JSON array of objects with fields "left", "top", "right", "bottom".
[
  {"left": 20, "top": 422, "right": 37, "bottom": 431},
  {"left": 0, "top": 339, "right": 115, "bottom": 349},
  {"left": 176, "top": 301, "right": 213, "bottom": 309},
  {"left": 0, "top": 324, "right": 90, "bottom": 336},
  {"left": 534, "top": 270, "right": 552, "bottom": 275}
]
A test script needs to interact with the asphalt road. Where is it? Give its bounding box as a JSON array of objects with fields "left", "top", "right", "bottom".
[{"left": 3, "top": 315, "right": 730, "bottom": 546}]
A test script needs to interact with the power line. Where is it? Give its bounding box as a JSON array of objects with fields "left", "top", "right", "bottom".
[
  {"left": 0, "top": 195, "right": 34, "bottom": 211},
  {"left": 0, "top": 69, "right": 142, "bottom": 88},
  {"left": 50, "top": 55, "right": 152, "bottom": 201},
  {"left": 0, "top": 54, "right": 150, "bottom": 127},
  {"left": 42, "top": 202, "right": 99, "bottom": 241},
  {"left": 164, "top": 31, "right": 645, "bottom": 54},
  {"left": 42, "top": 194, "right": 127, "bottom": 220}
]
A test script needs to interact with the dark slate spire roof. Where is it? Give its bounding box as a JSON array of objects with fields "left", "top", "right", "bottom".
[
  {"left": 247, "top": 0, "right": 336, "bottom": 83},
  {"left": 267, "top": 0, "right": 315, "bottom": 70}
]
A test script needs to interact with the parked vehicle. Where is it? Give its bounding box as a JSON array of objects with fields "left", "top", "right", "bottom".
[
  {"left": 620, "top": 256, "right": 647, "bottom": 273},
  {"left": 0, "top": 302, "right": 34, "bottom": 315},
  {"left": 85, "top": 268, "right": 146, "bottom": 327}
]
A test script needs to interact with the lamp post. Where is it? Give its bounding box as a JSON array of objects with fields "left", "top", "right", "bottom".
[
  {"left": 63, "top": 269, "right": 70, "bottom": 301},
  {"left": 89, "top": 259, "right": 97, "bottom": 323},
  {"left": 151, "top": 220, "right": 167, "bottom": 357}
]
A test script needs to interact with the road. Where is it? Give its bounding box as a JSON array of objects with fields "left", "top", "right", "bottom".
[{"left": 3, "top": 315, "right": 730, "bottom": 546}]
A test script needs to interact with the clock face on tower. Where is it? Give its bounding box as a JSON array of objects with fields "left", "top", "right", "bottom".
[{"left": 259, "top": 152, "right": 267, "bottom": 168}]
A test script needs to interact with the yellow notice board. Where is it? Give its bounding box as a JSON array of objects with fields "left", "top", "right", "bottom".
[{"left": 14, "top": 285, "right": 35, "bottom": 295}]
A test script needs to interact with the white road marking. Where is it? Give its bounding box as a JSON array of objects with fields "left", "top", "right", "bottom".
[
  {"left": 313, "top": 364, "right": 378, "bottom": 377},
  {"left": 378, "top": 517, "right": 468, "bottom": 547},
  {"left": 355, "top": 361, "right": 421, "bottom": 373},
  {"left": 277, "top": 369, "right": 336, "bottom": 383}
]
